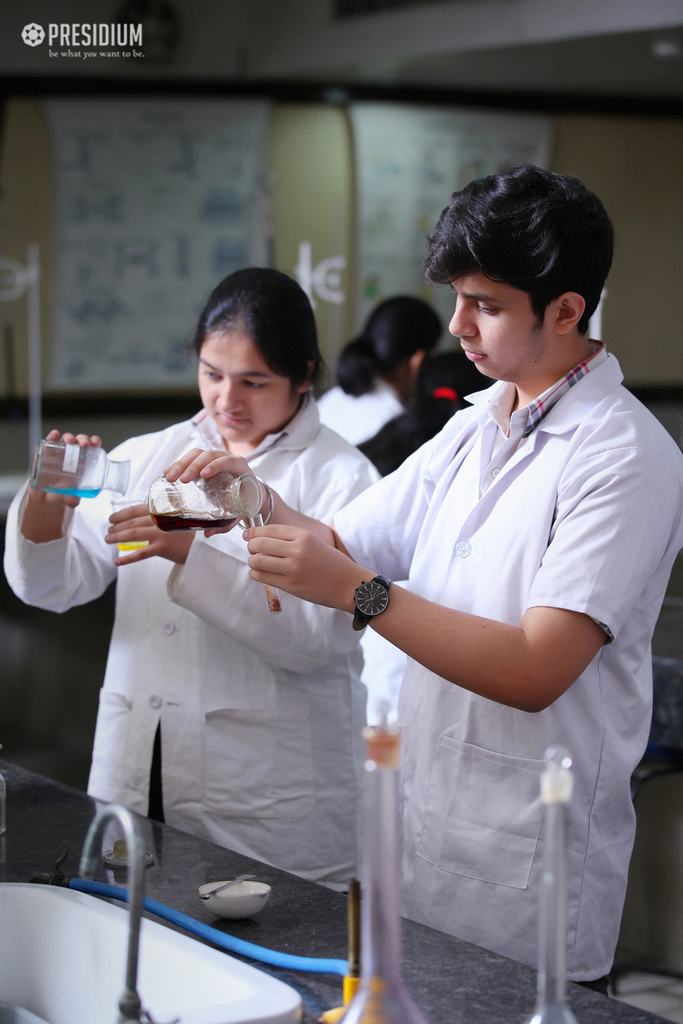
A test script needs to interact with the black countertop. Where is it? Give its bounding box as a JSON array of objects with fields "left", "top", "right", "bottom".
[{"left": 0, "top": 759, "right": 665, "bottom": 1024}]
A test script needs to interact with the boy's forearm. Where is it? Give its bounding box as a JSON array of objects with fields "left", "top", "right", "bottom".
[
  {"left": 245, "top": 521, "right": 606, "bottom": 711},
  {"left": 269, "top": 489, "right": 338, "bottom": 547},
  {"left": 367, "top": 585, "right": 606, "bottom": 713}
]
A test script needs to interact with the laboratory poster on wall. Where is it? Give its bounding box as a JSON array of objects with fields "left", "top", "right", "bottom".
[
  {"left": 46, "top": 99, "right": 270, "bottom": 390},
  {"left": 350, "top": 104, "right": 553, "bottom": 332}
]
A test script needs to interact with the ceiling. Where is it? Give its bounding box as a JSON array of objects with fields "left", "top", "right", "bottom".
[
  {"left": 1, "top": 0, "right": 682, "bottom": 107},
  {"left": 326, "top": 27, "right": 683, "bottom": 99}
]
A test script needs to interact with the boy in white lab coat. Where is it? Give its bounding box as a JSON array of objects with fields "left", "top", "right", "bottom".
[{"left": 168, "top": 165, "right": 683, "bottom": 982}]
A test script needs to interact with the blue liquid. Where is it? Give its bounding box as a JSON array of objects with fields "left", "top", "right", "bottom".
[{"left": 42, "top": 486, "right": 101, "bottom": 498}]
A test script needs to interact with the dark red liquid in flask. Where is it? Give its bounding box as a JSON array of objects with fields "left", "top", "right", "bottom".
[{"left": 151, "top": 512, "right": 238, "bottom": 532}]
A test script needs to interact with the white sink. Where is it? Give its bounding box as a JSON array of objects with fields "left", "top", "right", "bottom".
[{"left": 0, "top": 884, "right": 302, "bottom": 1024}]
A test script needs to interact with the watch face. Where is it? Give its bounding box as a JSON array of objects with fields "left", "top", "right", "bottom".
[{"left": 356, "top": 579, "right": 389, "bottom": 617}]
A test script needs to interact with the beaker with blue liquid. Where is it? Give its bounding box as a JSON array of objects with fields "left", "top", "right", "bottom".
[{"left": 30, "top": 439, "right": 130, "bottom": 498}]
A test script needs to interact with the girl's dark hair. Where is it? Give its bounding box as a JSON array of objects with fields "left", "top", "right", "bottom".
[
  {"left": 359, "top": 350, "right": 488, "bottom": 476},
  {"left": 193, "top": 267, "right": 322, "bottom": 388},
  {"left": 424, "top": 164, "right": 614, "bottom": 335},
  {"left": 337, "top": 296, "right": 442, "bottom": 397}
]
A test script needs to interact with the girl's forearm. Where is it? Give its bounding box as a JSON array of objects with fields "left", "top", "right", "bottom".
[{"left": 20, "top": 491, "right": 70, "bottom": 544}]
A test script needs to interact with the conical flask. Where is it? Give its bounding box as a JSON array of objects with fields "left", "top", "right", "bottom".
[
  {"left": 524, "top": 746, "right": 578, "bottom": 1024},
  {"left": 147, "top": 471, "right": 262, "bottom": 531},
  {"left": 340, "top": 708, "right": 429, "bottom": 1024},
  {"left": 148, "top": 472, "right": 281, "bottom": 613}
]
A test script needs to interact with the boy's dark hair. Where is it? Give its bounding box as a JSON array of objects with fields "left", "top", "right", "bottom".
[
  {"left": 193, "top": 267, "right": 322, "bottom": 389},
  {"left": 423, "top": 164, "right": 614, "bottom": 335}
]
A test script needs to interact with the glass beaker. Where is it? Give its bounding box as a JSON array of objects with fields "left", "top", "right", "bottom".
[
  {"left": 147, "top": 472, "right": 263, "bottom": 532},
  {"left": 110, "top": 497, "right": 151, "bottom": 552},
  {"left": 31, "top": 440, "right": 130, "bottom": 498}
]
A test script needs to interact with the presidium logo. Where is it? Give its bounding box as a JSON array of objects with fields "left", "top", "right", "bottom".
[
  {"left": 22, "top": 24, "right": 45, "bottom": 46},
  {"left": 21, "top": 22, "right": 143, "bottom": 58}
]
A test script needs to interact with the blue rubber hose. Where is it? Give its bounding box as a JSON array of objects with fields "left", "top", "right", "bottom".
[{"left": 69, "top": 878, "right": 348, "bottom": 976}]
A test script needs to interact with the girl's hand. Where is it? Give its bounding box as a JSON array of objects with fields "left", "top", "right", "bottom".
[
  {"left": 164, "top": 448, "right": 252, "bottom": 484},
  {"left": 28, "top": 429, "right": 102, "bottom": 509},
  {"left": 244, "top": 524, "right": 370, "bottom": 612},
  {"left": 106, "top": 503, "right": 194, "bottom": 566}
]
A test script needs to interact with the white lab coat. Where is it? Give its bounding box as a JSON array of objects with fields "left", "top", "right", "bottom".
[
  {"left": 317, "top": 380, "right": 403, "bottom": 446},
  {"left": 335, "top": 353, "right": 683, "bottom": 978},
  {"left": 318, "top": 379, "right": 407, "bottom": 716},
  {"left": 360, "top": 623, "right": 407, "bottom": 723},
  {"left": 4, "top": 398, "right": 379, "bottom": 883}
]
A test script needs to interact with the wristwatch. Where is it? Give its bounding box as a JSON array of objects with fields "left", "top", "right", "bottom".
[{"left": 353, "top": 575, "right": 392, "bottom": 631}]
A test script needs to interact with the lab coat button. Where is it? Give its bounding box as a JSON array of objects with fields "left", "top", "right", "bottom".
[
  {"left": 149, "top": 695, "right": 162, "bottom": 709},
  {"left": 456, "top": 540, "right": 472, "bottom": 558},
  {"left": 492, "top": 468, "right": 501, "bottom": 478},
  {"left": 163, "top": 622, "right": 176, "bottom": 635}
]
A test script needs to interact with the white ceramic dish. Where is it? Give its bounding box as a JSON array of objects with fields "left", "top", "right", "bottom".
[{"left": 199, "top": 880, "right": 272, "bottom": 919}]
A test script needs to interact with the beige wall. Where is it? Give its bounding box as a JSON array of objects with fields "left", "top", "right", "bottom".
[
  {"left": 0, "top": 99, "right": 53, "bottom": 396},
  {"left": 0, "top": 99, "right": 357, "bottom": 397},
  {"left": 551, "top": 115, "right": 683, "bottom": 386},
  {"left": 2, "top": 101, "right": 682, "bottom": 395},
  {"left": 268, "top": 104, "right": 355, "bottom": 375}
]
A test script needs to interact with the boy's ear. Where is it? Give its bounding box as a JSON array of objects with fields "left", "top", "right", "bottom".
[{"left": 550, "top": 292, "right": 586, "bottom": 335}]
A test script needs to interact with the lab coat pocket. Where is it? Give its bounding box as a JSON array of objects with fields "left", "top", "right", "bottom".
[
  {"left": 89, "top": 689, "right": 133, "bottom": 799},
  {"left": 416, "top": 736, "right": 544, "bottom": 889},
  {"left": 203, "top": 705, "right": 315, "bottom": 820}
]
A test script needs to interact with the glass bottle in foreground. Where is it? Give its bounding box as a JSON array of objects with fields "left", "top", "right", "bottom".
[
  {"left": 341, "top": 707, "right": 429, "bottom": 1024},
  {"left": 31, "top": 439, "right": 130, "bottom": 498},
  {"left": 524, "top": 746, "right": 578, "bottom": 1024}
]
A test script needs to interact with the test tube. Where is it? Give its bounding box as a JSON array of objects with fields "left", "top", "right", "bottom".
[{"left": 247, "top": 511, "right": 281, "bottom": 613}]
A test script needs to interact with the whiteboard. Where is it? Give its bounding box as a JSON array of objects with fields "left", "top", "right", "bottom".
[
  {"left": 47, "top": 99, "right": 270, "bottom": 390},
  {"left": 350, "top": 104, "right": 553, "bottom": 333}
]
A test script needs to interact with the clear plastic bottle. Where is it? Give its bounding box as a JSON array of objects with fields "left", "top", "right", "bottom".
[
  {"left": 524, "top": 747, "right": 578, "bottom": 1024},
  {"left": 31, "top": 439, "right": 130, "bottom": 498},
  {"left": 340, "top": 709, "right": 430, "bottom": 1024}
]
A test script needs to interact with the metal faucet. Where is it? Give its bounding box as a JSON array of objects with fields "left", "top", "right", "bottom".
[{"left": 79, "top": 804, "right": 146, "bottom": 1024}]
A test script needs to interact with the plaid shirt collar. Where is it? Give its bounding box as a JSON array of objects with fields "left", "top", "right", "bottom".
[
  {"left": 523, "top": 340, "right": 607, "bottom": 437},
  {"left": 481, "top": 340, "right": 608, "bottom": 440}
]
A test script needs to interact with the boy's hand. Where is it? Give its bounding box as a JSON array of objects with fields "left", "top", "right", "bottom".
[{"left": 244, "top": 524, "right": 370, "bottom": 612}]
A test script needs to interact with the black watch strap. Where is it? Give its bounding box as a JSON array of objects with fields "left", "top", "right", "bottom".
[{"left": 353, "top": 574, "right": 392, "bottom": 631}]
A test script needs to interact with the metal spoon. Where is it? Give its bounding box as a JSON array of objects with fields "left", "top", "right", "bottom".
[{"left": 200, "top": 873, "right": 256, "bottom": 899}]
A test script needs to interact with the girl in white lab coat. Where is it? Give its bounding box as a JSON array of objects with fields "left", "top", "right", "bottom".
[
  {"left": 4, "top": 268, "right": 378, "bottom": 884},
  {"left": 317, "top": 296, "right": 442, "bottom": 446}
]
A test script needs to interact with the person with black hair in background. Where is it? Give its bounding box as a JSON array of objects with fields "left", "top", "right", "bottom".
[
  {"left": 318, "top": 295, "right": 442, "bottom": 445},
  {"left": 4, "top": 267, "right": 378, "bottom": 886},
  {"left": 170, "top": 165, "right": 683, "bottom": 980},
  {"left": 359, "top": 349, "right": 488, "bottom": 476}
]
